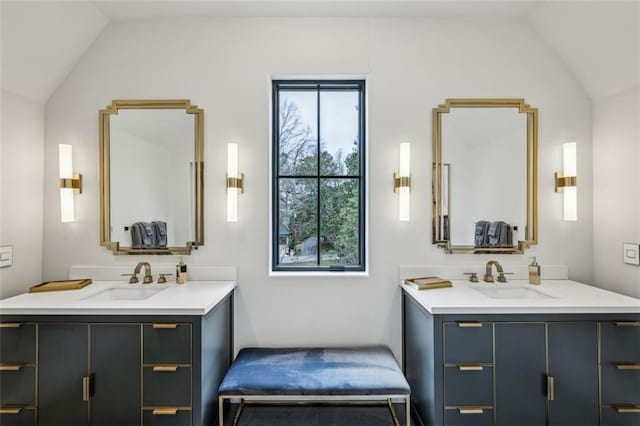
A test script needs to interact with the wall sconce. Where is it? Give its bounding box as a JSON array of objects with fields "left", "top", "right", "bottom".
[
  {"left": 394, "top": 142, "right": 411, "bottom": 221},
  {"left": 226, "top": 143, "right": 243, "bottom": 222},
  {"left": 59, "top": 144, "right": 81, "bottom": 223},
  {"left": 555, "top": 142, "right": 577, "bottom": 221}
]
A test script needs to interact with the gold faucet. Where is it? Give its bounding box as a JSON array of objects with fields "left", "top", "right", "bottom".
[
  {"left": 484, "top": 260, "right": 504, "bottom": 283},
  {"left": 132, "top": 261, "right": 153, "bottom": 284}
]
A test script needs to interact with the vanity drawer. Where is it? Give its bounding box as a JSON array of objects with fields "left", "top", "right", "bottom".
[
  {"left": 444, "top": 407, "right": 493, "bottom": 426},
  {"left": 143, "top": 366, "right": 191, "bottom": 407},
  {"left": 143, "top": 324, "right": 191, "bottom": 364},
  {"left": 0, "top": 366, "right": 35, "bottom": 406},
  {"left": 0, "top": 408, "right": 36, "bottom": 426},
  {"left": 143, "top": 408, "right": 191, "bottom": 426},
  {"left": 601, "top": 365, "right": 640, "bottom": 404},
  {"left": 601, "top": 321, "right": 640, "bottom": 362},
  {"left": 445, "top": 365, "right": 493, "bottom": 407},
  {"left": 0, "top": 324, "right": 36, "bottom": 364},
  {"left": 601, "top": 406, "right": 640, "bottom": 426},
  {"left": 444, "top": 322, "right": 493, "bottom": 364}
]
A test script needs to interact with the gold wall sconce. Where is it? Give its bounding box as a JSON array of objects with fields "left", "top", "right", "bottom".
[
  {"left": 226, "top": 143, "right": 243, "bottom": 222},
  {"left": 394, "top": 142, "right": 411, "bottom": 221},
  {"left": 555, "top": 142, "right": 577, "bottom": 221},
  {"left": 59, "top": 144, "right": 82, "bottom": 223}
]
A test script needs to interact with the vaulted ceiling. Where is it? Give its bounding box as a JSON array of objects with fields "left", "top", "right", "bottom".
[{"left": 1, "top": 1, "right": 638, "bottom": 103}]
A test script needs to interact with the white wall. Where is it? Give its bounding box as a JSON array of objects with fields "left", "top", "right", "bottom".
[
  {"left": 593, "top": 87, "right": 640, "bottom": 298},
  {"left": 42, "top": 18, "right": 593, "bottom": 359},
  {"left": 0, "top": 90, "right": 44, "bottom": 299}
]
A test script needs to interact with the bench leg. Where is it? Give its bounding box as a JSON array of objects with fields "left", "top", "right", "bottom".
[
  {"left": 219, "top": 397, "right": 225, "bottom": 426},
  {"left": 232, "top": 398, "right": 245, "bottom": 426},
  {"left": 387, "top": 398, "right": 400, "bottom": 426},
  {"left": 405, "top": 396, "right": 411, "bottom": 426}
]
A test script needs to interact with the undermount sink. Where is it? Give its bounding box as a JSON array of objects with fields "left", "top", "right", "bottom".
[
  {"left": 83, "top": 287, "right": 167, "bottom": 301},
  {"left": 473, "top": 286, "right": 554, "bottom": 300}
]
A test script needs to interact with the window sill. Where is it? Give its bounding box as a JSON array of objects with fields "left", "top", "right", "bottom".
[{"left": 268, "top": 271, "right": 369, "bottom": 278}]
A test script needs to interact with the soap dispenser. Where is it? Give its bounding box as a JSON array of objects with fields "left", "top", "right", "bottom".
[
  {"left": 528, "top": 257, "right": 541, "bottom": 285},
  {"left": 176, "top": 257, "right": 188, "bottom": 284}
]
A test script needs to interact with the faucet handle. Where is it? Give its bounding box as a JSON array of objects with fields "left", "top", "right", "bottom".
[
  {"left": 142, "top": 274, "right": 154, "bottom": 284},
  {"left": 497, "top": 272, "right": 514, "bottom": 283},
  {"left": 463, "top": 272, "right": 479, "bottom": 283},
  {"left": 157, "top": 273, "right": 172, "bottom": 284},
  {"left": 121, "top": 273, "right": 138, "bottom": 284}
]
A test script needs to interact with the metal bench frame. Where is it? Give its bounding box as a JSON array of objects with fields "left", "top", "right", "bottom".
[{"left": 218, "top": 393, "right": 411, "bottom": 426}]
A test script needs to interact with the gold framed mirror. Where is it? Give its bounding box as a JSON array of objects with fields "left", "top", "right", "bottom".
[
  {"left": 99, "top": 99, "right": 204, "bottom": 255},
  {"left": 432, "top": 98, "right": 538, "bottom": 254}
]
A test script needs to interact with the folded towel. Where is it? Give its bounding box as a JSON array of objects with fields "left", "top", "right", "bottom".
[
  {"left": 488, "top": 221, "right": 506, "bottom": 246},
  {"left": 152, "top": 221, "right": 167, "bottom": 248},
  {"left": 475, "top": 221, "right": 491, "bottom": 247}
]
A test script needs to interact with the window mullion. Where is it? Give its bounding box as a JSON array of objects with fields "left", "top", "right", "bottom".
[{"left": 316, "top": 86, "right": 321, "bottom": 267}]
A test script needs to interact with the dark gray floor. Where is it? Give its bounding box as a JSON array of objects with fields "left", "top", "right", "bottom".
[{"left": 223, "top": 403, "right": 416, "bottom": 426}]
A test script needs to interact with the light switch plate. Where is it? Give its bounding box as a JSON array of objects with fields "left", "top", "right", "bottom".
[
  {"left": 0, "top": 245, "right": 13, "bottom": 268},
  {"left": 623, "top": 243, "right": 640, "bottom": 266}
]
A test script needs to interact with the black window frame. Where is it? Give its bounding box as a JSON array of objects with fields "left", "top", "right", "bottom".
[{"left": 272, "top": 79, "right": 366, "bottom": 272}]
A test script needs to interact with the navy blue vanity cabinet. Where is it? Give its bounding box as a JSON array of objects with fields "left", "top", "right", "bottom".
[
  {"left": 402, "top": 290, "right": 633, "bottom": 426},
  {"left": 0, "top": 291, "right": 233, "bottom": 426}
]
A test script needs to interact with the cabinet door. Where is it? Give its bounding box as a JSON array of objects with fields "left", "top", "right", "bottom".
[
  {"left": 495, "top": 323, "right": 546, "bottom": 426},
  {"left": 39, "top": 324, "right": 89, "bottom": 426},
  {"left": 90, "top": 324, "right": 141, "bottom": 426},
  {"left": 548, "top": 322, "right": 599, "bottom": 426}
]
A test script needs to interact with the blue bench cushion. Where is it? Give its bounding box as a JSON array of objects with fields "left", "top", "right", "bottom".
[{"left": 218, "top": 346, "right": 410, "bottom": 396}]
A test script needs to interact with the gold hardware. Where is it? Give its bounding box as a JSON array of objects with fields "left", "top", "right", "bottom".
[
  {"left": 157, "top": 273, "right": 172, "bottom": 284},
  {"left": 153, "top": 365, "right": 179, "bottom": 372},
  {"left": 547, "top": 376, "right": 555, "bottom": 401},
  {"left": 615, "top": 321, "right": 640, "bottom": 327},
  {"left": 99, "top": 99, "right": 204, "bottom": 255},
  {"left": 615, "top": 363, "right": 640, "bottom": 370},
  {"left": 457, "top": 364, "right": 483, "bottom": 371},
  {"left": 484, "top": 260, "right": 504, "bottom": 283},
  {"left": 0, "top": 323, "right": 22, "bottom": 328},
  {"left": 59, "top": 174, "right": 82, "bottom": 193},
  {"left": 153, "top": 408, "right": 178, "bottom": 415},
  {"left": 82, "top": 376, "right": 90, "bottom": 401},
  {"left": 458, "top": 407, "right": 483, "bottom": 414},
  {"left": 614, "top": 405, "right": 640, "bottom": 413},
  {"left": 0, "top": 364, "right": 24, "bottom": 371},
  {"left": 226, "top": 175, "right": 244, "bottom": 193},
  {"left": 457, "top": 321, "right": 482, "bottom": 328},
  {"left": 0, "top": 407, "right": 22, "bottom": 414},
  {"left": 152, "top": 323, "right": 178, "bottom": 329},
  {"left": 554, "top": 172, "right": 577, "bottom": 193},
  {"left": 463, "top": 272, "right": 479, "bottom": 283},
  {"left": 393, "top": 173, "right": 411, "bottom": 193}
]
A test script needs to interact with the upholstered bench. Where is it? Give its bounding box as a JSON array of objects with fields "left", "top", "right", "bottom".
[{"left": 218, "top": 346, "right": 411, "bottom": 426}]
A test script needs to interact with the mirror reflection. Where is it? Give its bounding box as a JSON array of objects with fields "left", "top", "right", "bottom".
[
  {"left": 432, "top": 99, "right": 538, "bottom": 254},
  {"left": 99, "top": 100, "right": 204, "bottom": 255}
]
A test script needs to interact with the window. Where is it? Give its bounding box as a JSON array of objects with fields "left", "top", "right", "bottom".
[{"left": 272, "top": 80, "right": 366, "bottom": 272}]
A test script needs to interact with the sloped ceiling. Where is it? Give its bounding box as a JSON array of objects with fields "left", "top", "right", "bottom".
[
  {"left": 1, "top": 1, "right": 108, "bottom": 103},
  {"left": 1, "top": 1, "right": 638, "bottom": 103},
  {"left": 529, "top": 1, "right": 639, "bottom": 100}
]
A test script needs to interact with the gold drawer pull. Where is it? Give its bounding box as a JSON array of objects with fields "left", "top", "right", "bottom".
[
  {"left": 457, "top": 322, "right": 482, "bottom": 328},
  {"left": 82, "top": 376, "right": 90, "bottom": 402},
  {"left": 153, "top": 408, "right": 178, "bottom": 415},
  {"left": 615, "top": 321, "right": 640, "bottom": 327},
  {"left": 0, "top": 323, "right": 22, "bottom": 328},
  {"left": 458, "top": 407, "right": 483, "bottom": 414},
  {"left": 0, "top": 364, "right": 24, "bottom": 371},
  {"left": 153, "top": 365, "right": 179, "bottom": 372},
  {"left": 615, "top": 405, "right": 640, "bottom": 413},
  {"left": 0, "top": 407, "right": 22, "bottom": 414},
  {"left": 547, "top": 376, "right": 555, "bottom": 401},
  {"left": 615, "top": 363, "right": 640, "bottom": 370},
  {"left": 457, "top": 364, "right": 484, "bottom": 371},
  {"left": 152, "top": 323, "right": 177, "bottom": 329}
]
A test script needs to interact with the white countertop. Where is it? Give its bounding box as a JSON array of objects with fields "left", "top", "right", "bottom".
[
  {"left": 401, "top": 280, "right": 640, "bottom": 314},
  {"left": 0, "top": 281, "right": 237, "bottom": 316}
]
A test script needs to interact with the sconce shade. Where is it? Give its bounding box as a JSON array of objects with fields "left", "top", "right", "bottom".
[
  {"left": 59, "top": 144, "right": 79, "bottom": 223},
  {"left": 556, "top": 142, "right": 577, "bottom": 221},
  {"left": 227, "top": 143, "right": 243, "bottom": 222},
  {"left": 396, "top": 142, "right": 411, "bottom": 222}
]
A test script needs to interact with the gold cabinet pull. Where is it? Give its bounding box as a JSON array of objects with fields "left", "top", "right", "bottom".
[
  {"left": 0, "top": 323, "right": 22, "bottom": 328},
  {"left": 153, "top": 408, "right": 178, "bottom": 415},
  {"left": 547, "top": 376, "right": 555, "bottom": 401},
  {"left": 458, "top": 407, "right": 483, "bottom": 414},
  {"left": 82, "top": 376, "right": 90, "bottom": 401},
  {"left": 0, "top": 364, "right": 24, "bottom": 371},
  {"left": 457, "top": 364, "right": 484, "bottom": 371},
  {"left": 615, "top": 321, "right": 640, "bottom": 327},
  {"left": 152, "top": 323, "right": 177, "bottom": 329},
  {"left": 153, "top": 365, "right": 179, "bottom": 372},
  {"left": 615, "top": 362, "right": 640, "bottom": 370},
  {"left": 457, "top": 321, "right": 482, "bottom": 328},
  {"left": 0, "top": 407, "right": 22, "bottom": 414},
  {"left": 615, "top": 405, "right": 640, "bottom": 413}
]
